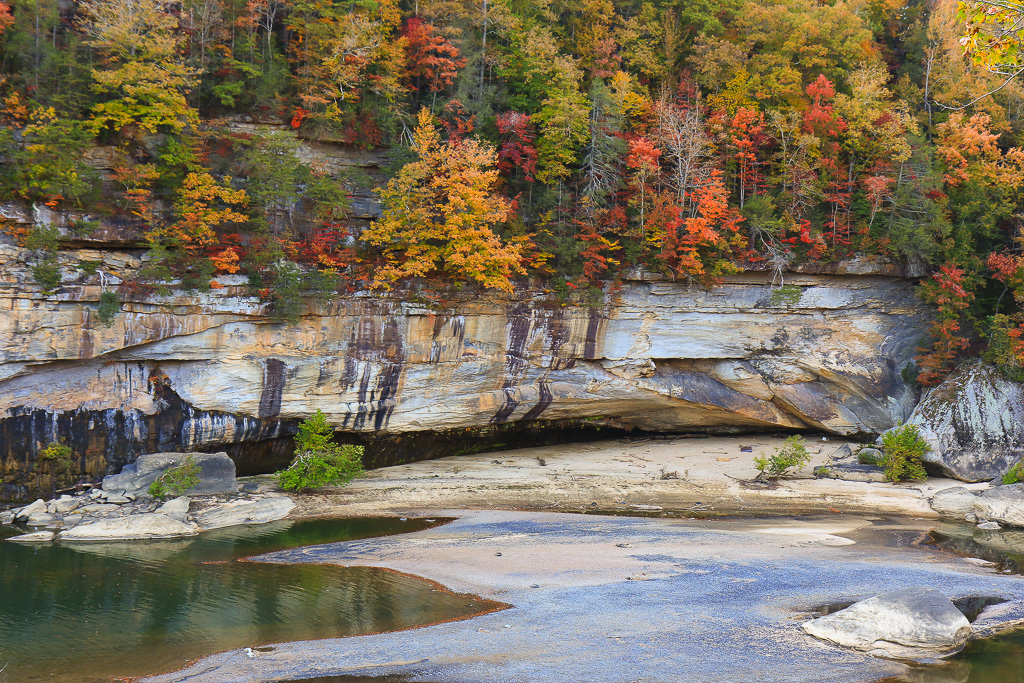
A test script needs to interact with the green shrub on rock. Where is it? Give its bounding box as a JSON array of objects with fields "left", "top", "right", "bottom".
[
  {"left": 39, "top": 440, "right": 76, "bottom": 490},
  {"left": 277, "top": 410, "right": 364, "bottom": 491},
  {"left": 880, "top": 424, "right": 929, "bottom": 482},
  {"left": 149, "top": 455, "right": 201, "bottom": 500},
  {"left": 755, "top": 435, "right": 810, "bottom": 480},
  {"left": 1003, "top": 459, "right": 1024, "bottom": 485}
]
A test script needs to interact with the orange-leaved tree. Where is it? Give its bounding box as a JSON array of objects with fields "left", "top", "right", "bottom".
[
  {"left": 145, "top": 171, "right": 248, "bottom": 282},
  {"left": 916, "top": 263, "right": 975, "bottom": 386},
  {"left": 361, "top": 108, "right": 527, "bottom": 291}
]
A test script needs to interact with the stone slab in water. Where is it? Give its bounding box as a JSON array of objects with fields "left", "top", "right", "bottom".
[
  {"left": 7, "top": 530, "right": 54, "bottom": 543},
  {"left": 102, "top": 452, "right": 237, "bottom": 497},
  {"left": 974, "top": 485, "right": 1024, "bottom": 527},
  {"left": 59, "top": 513, "right": 198, "bottom": 540},
  {"left": 194, "top": 496, "right": 295, "bottom": 530},
  {"left": 801, "top": 588, "right": 972, "bottom": 659}
]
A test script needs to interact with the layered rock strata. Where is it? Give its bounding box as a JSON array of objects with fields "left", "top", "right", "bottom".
[{"left": 0, "top": 236, "right": 926, "bottom": 501}]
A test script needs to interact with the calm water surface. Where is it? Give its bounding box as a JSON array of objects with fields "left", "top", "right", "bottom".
[{"left": 0, "top": 517, "right": 495, "bottom": 683}]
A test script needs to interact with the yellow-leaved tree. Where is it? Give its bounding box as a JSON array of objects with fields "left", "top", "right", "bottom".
[
  {"left": 82, "top": 0, "right": 198, "bottom": 135},
  {"left": 361, "top": 108, "right": 527, "bottom": 291}
]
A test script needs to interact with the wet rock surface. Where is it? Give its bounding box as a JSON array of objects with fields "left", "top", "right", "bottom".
[{"left": 801, "top": 588, "right": 972, "bottom": 659}]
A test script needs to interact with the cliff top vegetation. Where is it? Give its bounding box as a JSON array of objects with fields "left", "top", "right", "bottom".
[{"left": 1, "top": 0, "right": 1023, "bottom": 384}]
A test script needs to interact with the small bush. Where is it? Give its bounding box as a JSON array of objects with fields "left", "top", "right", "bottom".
[
  {"left": 96, "top": 291, "right": 120, "bottom": 327},
  {"left": 755, "top": 435, "right": 811, "bottom": 480},
  {"left": 277, "top": 445, "right": 365, "bottom": 491},
  {"left": 39, "top": 440, "right": 76, "bottom": 489},
  {"left": 278, "top": 410, "right": 364, "bottom": 491},
  {"left": 78, "top": 260, "right": 101, "bottom": 276},
  {"left": 32, "top": 260, "right": 62, "bottom": 291},
  {"left": 857, "top": 449, "right": 883, "bottom": 466},
  {"left": 1003, "top": 460, "right": 1024, "bottom": 485},
  {"left": 769, "top": 284, "right": 802, "bottom": 307},
  {"left": 880, "top": 424, "right": 930, "bottom": 482},
  {"left": 148, "top": 455, "right": 201, "bottom": 500}
]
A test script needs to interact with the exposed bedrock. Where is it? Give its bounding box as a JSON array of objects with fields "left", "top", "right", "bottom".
[{"left": 0, "top": 244, "right": 927, "bottom": 501}]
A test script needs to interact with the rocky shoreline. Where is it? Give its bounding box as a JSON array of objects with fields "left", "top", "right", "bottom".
[{"left": 2, "top": 452, "right": 295, "bottom": 542}]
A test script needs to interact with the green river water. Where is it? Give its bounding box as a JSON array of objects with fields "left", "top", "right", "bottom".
[{"left": 0, "top": 517, "right": 494, "bottom": 683}]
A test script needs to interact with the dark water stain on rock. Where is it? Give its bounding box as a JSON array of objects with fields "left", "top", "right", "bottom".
[
  {"left": 491, "top": 387, "right": 520, "bottom": 424},
  {"left": 0, "top": 382, "right": 294, "bottom": 503},
  {"left": 522, "top": 382, "right": 554, "bottom": 420},
  {"left": 583, "top": 309, "right": 606, "bottom": 360},
  {"left": 373, "top": 362, "right": 403, "bottom": 431},
  {"left": 491, "top": 304, "right": 533, "bottom": 422},
  {"left": 79, "top": 310, "right": 94, "bottom": 359},
  {"left": 258, "top": 359, "right": 287, "bottom": 418}
]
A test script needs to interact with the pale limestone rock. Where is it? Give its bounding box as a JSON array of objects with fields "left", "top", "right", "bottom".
[
  {"left": 48, "top": 495, "right": 80, "bottom": 514},
  {"left": 59, "top": 513, "right": 197, "bottom": 540},
  {"left": 802, "top": 588, "right": 972, "bottom": 659},
  {"left": 24, "top": 512, "right": 54, "bottom": 527},
  {"left": 194, "top": 496, "right": 295, "bottom": 530},
  {"left": 77, "top": 504, "right": 122, "bottom": 515},
  {"left": 8, "top": 530, "right": 54, "bottom": 543},
  {"left": 14, "top": 499, "right": 46, "bottom": 522},
  {"left": 930, "top": 487, "right": 978, "bottom": 519},
  {"left": 973, "top": 485, "right": 1024, "bottom": 528},
  {"left": 156, "top": 496, "right": 191, "bottom": 522}
]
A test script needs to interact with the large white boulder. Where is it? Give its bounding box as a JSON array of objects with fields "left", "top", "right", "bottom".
[
  {"left": 13, "top": 498, "right": 46, "bottom": 522},
  {"left": 59, "top": 513, "right": 197, "bottom": 540},
  {"left": 898, "top": 361, "right": 1024, "bottom": 482},
  {"left": 194, "top": 496, "right": 295, "bottom": 530},
  {"left": 802, "top": 588, "right": 972, "bottom": 659}
]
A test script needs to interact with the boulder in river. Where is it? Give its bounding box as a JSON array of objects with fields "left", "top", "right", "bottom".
[
  {"left": 194, "top": 496, "right": 295, "bottom": 530},
  {"left": 897, "top": 361, "right": 1024, "bottom": 482},
  {"left": 801, "top": 588, "right": 972, "bottom": 659},
  {"left": 13, "top": 498, "right": 46, "bottom": 523},
  {"left": 59, "top": 513, "right": 198, "bottom": 541},
  {"left": 102, "top": 452, "right": 238, "bottom": 497}
]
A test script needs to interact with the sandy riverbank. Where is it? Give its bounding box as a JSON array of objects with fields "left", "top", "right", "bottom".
[{"left": 274, "top": 435, "right": 987, "bottom": 519}]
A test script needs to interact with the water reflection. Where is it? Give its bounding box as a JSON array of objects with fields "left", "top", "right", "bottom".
[{"left": 0, "top": 517, "right": 495, "bottom": 683}]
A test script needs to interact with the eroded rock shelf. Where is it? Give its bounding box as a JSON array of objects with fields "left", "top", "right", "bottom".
[{"left": 0, "top": 239, "right": 928, "bottom": 502}]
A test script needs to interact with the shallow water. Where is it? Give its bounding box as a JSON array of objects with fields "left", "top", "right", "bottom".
[{"left": 0, "top": 517, "right": 496, "bottom": 683}]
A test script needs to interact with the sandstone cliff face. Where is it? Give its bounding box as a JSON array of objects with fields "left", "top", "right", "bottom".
[{"left": 0, "top": 233, "right": 927, "bottom": 501}]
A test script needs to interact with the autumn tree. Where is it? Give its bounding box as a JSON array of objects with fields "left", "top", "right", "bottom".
[
  {"left": 404, "top": 17, "right": 466, "bottom": 106},
  {"left": 81, "top": 0, "right": 198, "bottom": 135},
  {"left": 144, "top": 170, "right": 248, "bottom": 287},
  {"left": 361, "top": 108, "right": 526, "bottom": 290}
]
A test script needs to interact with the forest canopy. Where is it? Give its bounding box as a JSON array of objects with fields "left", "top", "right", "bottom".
[{"left": 1, "top": 0, "right": 1024, "bottom": 384}]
